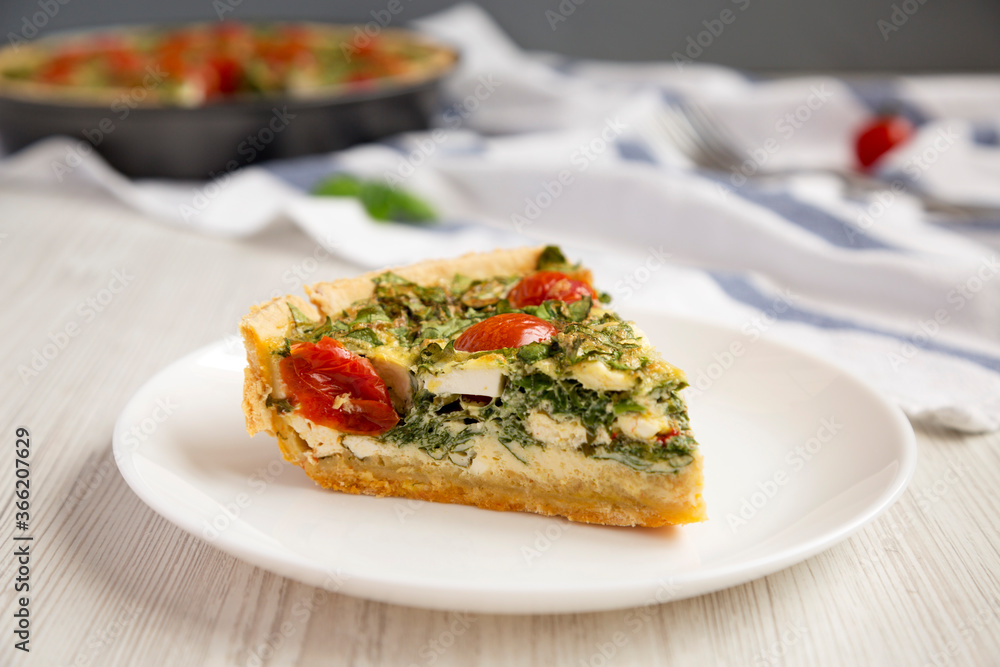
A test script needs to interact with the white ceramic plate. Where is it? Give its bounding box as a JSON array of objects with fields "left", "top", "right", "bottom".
[{"left": 113, "top": 311, "right": 916, "bottom": 614}]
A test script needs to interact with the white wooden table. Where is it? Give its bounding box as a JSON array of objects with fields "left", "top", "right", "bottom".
[{"left": 2, "top": 183, "right": 998, "bottom": 667}]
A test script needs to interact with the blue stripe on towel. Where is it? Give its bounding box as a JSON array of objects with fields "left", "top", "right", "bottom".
[
  {"left": 616, "top": 139, "right": 658, "bottom": 164},
  {"left": 262, "top": 154, "right": 339, "bottom": 191},
  {"left": 971, "top": 124, "right": 1000, "bottom": 147},
  {"left": 659, "top": 89, "right": 686, "bottom": 106},
  {"left": 700, "top": 172, "right": 901, "bottom": 251},
  {"left": 843, "top": 79, "right": 931, "bottom": 127},
  {"left": 732, "top": 187, "right": 898, "bottom": 251},
  {"left": 545, "top": 54, "right": 580, "bottom": 76},
  {"left": 931, "top": 218, "right": 1000, "bottom": 230},
  {"left": 612, "top": 133, "right": 900, "bottom": 251},
  {"left": 711, "top": 272, "right": 1000, "bottom": 373}
]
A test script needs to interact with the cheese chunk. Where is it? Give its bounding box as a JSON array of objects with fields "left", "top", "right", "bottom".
[
  {"left": 526, "top": 411, "right": 587, "bottom": 449},
  {"left": 368, "top": 351, "right": 415, "bottom": 413},
  {"left": 423, "top": 367, "right": 506, "bottom": 398},
  {"left": 617, "top": 411, "right": 675, "bottom": 440},
  {"left": 569, "top": 360, "right": 635, "bottom": 391}
]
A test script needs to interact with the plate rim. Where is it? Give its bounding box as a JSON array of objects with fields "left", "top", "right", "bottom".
[{"left": 113, "top": 312, "right": 918, "bottom": 613}]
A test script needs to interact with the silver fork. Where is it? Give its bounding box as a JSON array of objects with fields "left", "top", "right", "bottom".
[
  {"left": 658, "top": 102, "right": 746, "bottom": 173},
  {"left": 656, "top": 101, "right": 999, "bottom": 220}
]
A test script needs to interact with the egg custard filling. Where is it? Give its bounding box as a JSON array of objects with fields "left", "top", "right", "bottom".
[{"left": 241, "top": 246, "right": 705, "bottom": 526}]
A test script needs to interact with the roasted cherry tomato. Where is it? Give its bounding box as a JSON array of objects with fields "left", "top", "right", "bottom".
[
  {"left": 207, "top": 56, "right": 243, "bottom": 96},
  {"left": 507, "top": 271, "right": 597, "bottom": 308},
  {"left": 38, "top": 52, "right": 82, "bottom": 84},
  {"left": 104, "top": 47, "right": 143, "bottom": 76},
  {"left": 655, "top": 428, "right": 680, "bottom": 444},
  {"left": 855, "top": 115, "right": 914, "bottom": 171},
  {"left": 454, "top": 313, "right": 558, "bottom": 353},
  {"left": 279, "top": 337, "right": 398, "bottom": 435}
]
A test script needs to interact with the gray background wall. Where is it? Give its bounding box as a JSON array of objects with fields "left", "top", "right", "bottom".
[{"left": 2, "top": 0, "right": 999, "bottom": 72}]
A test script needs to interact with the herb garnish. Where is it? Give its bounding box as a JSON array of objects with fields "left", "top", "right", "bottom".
[
  {"left": 312, "top": 174, "right": 437, "bottom": 224},
  {"left": 265, "top": 396, "right": 295, "bottom": 414}
]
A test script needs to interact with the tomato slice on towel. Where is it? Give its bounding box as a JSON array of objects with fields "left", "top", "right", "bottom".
[{"left": 855, "top": 115, "right": 914, "bottom": 171}]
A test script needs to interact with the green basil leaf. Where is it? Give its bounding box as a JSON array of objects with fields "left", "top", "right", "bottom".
[
  {"left": 536, "top": 245, "right": 568, "bottom": 270},
  {"left": 353, "top": 305, "right": 391, "bottom": 323},
  {"left": 614, "top": 398, "right": 645, "bottom": 414},
  {"left": 345, "top": 328, "right": 382, "bottom": 346},
  {"left": 287, "top": 303, "right": 313, "bottom": 327},
  {"left": 566, "top": 296, "right": 592, "bottom": 322},
  {"left": 517, "top": 342, "right": 553, "bottom": 363},
  {"left": 265, "top": 396, "right": 295, "bottom": 414}
]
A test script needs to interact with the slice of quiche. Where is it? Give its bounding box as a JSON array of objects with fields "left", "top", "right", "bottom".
[{"left": 240, "top": 246, "right": 705, "bottom": 526}]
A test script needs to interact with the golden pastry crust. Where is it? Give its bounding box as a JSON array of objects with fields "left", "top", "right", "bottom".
[
  {"left": 239, "top": 294, "right": 319, "bottom": 437},
  {"left": 305, "top": 246, "right": 544, "bottom": 316},
  {"left": 272, "top": 420, "right": 706, "bottom": 527},
  {"left": 239, "top": 246, "right": 706, "bottom": 527}
]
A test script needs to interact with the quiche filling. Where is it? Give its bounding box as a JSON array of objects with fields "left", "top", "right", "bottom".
[
  {"left": 0, "top": 22, "right": 456, "bottom": 106},
  {"left": 269, "top": 247, "right": 697, "bottom": 476}
]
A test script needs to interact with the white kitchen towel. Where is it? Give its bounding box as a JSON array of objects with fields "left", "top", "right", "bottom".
[{"left": 1, "top": 4, "right": 999, "bottom": 431}]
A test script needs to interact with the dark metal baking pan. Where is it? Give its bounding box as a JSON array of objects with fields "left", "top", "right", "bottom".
[{"left": 0, "top": 24, "right": 458, "bottom": 180}]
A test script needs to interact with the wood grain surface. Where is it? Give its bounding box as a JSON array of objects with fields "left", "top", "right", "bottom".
[{"left": 1, "top": 184, "right": 998, "bottom": 667}]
